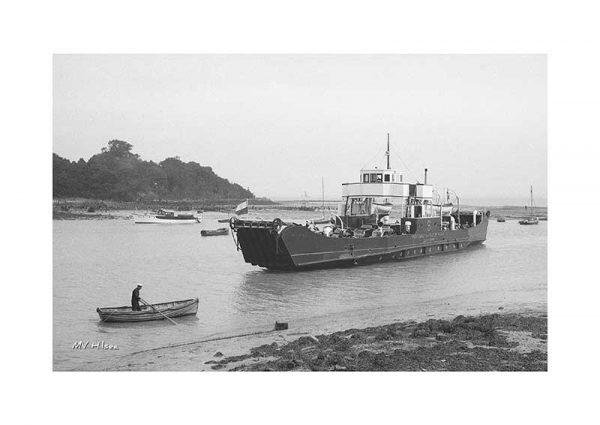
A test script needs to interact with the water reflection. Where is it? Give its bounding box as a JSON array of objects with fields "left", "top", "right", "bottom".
[
  {"left": 96, "top": 314, "right": 199, "bottom": 331},
  {"left": 234, "top": 244, "right": 489, "bottom": 320},
  {"left": 239, "top": 243, "right": 485, "bottom": 285}
]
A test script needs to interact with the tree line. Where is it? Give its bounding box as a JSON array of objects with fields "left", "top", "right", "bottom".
[{"left": 53, "top": 140, "right": 255, "bottom": 202}]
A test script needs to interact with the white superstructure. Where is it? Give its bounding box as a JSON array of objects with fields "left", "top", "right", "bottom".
[{"left": 338, "top": 136, "right": 437, "bottom": 220}]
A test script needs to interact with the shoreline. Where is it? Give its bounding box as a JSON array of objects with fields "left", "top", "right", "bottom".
[
  {"left": 87, "top": 311, "right": 547, "bottom": 372},
  {"left": 210, "top": 312, "right": 548, "bottom": 371},
  {"left": 52, "top": 197, "right": 275, "bottom": 218},
  {"left": 52, "top": 199, "right": 548, "bottom": 221}
]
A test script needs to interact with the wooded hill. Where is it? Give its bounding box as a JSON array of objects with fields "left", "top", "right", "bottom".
[{"left": 53, "top": 140, "right": 255, "bottom": 202}]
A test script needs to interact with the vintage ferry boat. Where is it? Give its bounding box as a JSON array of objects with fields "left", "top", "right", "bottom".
[{"left": 230, "top": 137, "right": 489, "bottom": 270}]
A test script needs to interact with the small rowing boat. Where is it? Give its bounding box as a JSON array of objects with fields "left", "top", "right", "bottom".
[
  {"left": 519, "top": 218, "right": 539, "bottom": 225},
  {"left": 201, "top": 228, "right": 229, "bottom": 236},
  {"left": 97, "top": 298, "right": 199, "bottom": 323}
]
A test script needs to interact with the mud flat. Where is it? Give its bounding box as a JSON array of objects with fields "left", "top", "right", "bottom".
[
  {"left": 53, "top": 210, "right": 126, "bottom": 220},
  {"left": 485, "top": 205, "right": 548, "bottom": 221},
  {"left": 52, "top": 197, "right": 276, "bottom": 216},
  {"left": 206, "top": 313, "right": 547, "bottom": 371}
]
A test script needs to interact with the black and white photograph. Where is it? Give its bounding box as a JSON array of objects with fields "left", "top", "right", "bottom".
[
  {"left": 4, "top": 1, "right": 599, "bottom": 424},
  {"left": 53, "top": 54, "right": 547, "bottom": 371}
]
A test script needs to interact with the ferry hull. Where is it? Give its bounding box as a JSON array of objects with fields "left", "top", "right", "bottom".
[{"left": 234, "top": 216, "right": 488, "bottom": 270}]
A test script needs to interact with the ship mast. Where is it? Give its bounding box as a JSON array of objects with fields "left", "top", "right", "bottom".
[
  {"left": 321, "top": 177, "right": 325, "bottom": 211},
  {"left": 386, "top": 133, "right": 390, "bottom": 170},
  {"left": 530, "top": 185, "right": 534, "bottom": 217}
]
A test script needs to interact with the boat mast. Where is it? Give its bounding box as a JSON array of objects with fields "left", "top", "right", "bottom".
[
  {"left": 530, "top": 185, "right": 534, "bottom": 217},
  {"left": 386, "top": 133, "right": 390, "bottom": 170},
  {"left": 321, "top": 177, "right": 325, "bottom": 211}
]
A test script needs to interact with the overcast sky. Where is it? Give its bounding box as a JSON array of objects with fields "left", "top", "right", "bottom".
[{"left": 53, "top": 55, "right": 546, "bottom": 205}]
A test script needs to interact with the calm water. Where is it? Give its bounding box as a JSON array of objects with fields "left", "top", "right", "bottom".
[{"left": 53, "top": 211, "right": 547, "bottom": 370}]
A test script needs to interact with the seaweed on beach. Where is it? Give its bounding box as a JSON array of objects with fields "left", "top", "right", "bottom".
[{"left": 211, "top": 313, "right": 547, "bottom": 372}]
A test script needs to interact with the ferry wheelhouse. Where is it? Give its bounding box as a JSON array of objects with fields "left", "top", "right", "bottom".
[{"left": 338, "top": 144, "right": 463, "bottom": 234}]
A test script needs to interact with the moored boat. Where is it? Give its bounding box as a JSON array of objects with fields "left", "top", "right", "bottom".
[
  {"left": 519, "top": 218, "right": 539, "bottom": 225},
  {"left": 134, "top": 209, "right": 201, "bottom": 224},
  {"left": 217, "top": 218, "right": 231, "bottom": 223},
  {"left": 518, "top": 186, "right": 539, "bottom": 225},
  {"left": 230, "top": 135, "right": 489, "bottom": 270},
  {"left": 312, "top": 178, "right": 333, "bottom": 225},
  {"left": 313, "top": 217, "right": 333, "bottom": 225},
  {"left": 497, "top": 217, "right": 506, "bottom": 222},
  {"left": 201, "top": 228, "right": 229, "bottom": 236},
  {"left": 97, "top": 298, "right": 199, "bottom": 322}
]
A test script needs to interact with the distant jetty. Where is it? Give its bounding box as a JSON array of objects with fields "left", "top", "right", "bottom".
[
  {"left": 487, "top": 205, "right": 548, "bottom": 221},
  {"left": 53, "top": 197, "right": 275, "bottom": 219}
]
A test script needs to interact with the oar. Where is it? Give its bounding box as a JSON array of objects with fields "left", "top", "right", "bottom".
[{"left": 139, "top": 298, "right": 178, "bottom": 325}]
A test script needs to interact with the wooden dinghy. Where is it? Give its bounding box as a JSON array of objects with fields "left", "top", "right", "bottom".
[
  {"left": 312, "top": 216, "right": 333, "bottom": 225},
  {"left": 201, "top": 228, "right": 229, "bottom": 236},
  {"left": 518, "top": 218, "right": 539, "bottom": 225},
  {"left": 97, "top": 298, "right": 199, "bottom": 323}
]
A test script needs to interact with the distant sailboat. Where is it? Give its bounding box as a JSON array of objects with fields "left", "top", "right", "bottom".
[
  {"left": 313, "top": 177, "right": 332, "bottom": 224},
  {"left": 519, "top": 186, "right": 539, "bottom": 225}
]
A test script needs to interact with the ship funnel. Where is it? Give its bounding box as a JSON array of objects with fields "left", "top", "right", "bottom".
[{"left": 424, "top": 168, "right": 428, "bottom": 184}]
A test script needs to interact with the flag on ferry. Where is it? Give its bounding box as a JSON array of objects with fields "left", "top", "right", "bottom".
[{"left": 235, "top": 200, "right": 248, "bottom": 215}]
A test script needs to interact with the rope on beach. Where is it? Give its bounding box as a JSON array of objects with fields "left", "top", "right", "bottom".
[{"left": 129, "top": 329, "right": 277, "bottom": 356}]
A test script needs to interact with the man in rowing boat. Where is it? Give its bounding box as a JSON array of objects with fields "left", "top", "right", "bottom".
[{"left": 131, "top": 284, "right": 142, "bottom": 311}]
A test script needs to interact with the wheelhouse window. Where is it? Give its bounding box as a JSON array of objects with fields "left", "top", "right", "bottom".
[
  {"left": 370, "top": 173, "right": 377, "bottom": 182},
  {"left": 350, "top": 198, "right": 370, "bottom": 215},
  {"left": 384, "top": 174, "right": 390, "bottom": 182},
  {"left": 376, "top": 173, "right": 383, "bottom": 183},
  {"left": 363, "top": 174, "right": 369, "bottom": 183}
]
